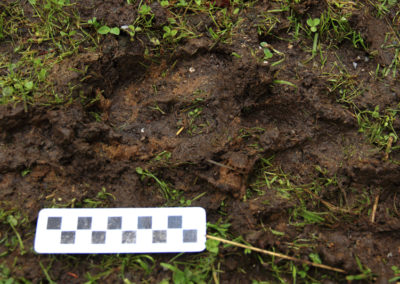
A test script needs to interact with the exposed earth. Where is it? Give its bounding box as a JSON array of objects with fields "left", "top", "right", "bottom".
[{"left": 1, "top": 0, "right": 400, "bottom": 283}]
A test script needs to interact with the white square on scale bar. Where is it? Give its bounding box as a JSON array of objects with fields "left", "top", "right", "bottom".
[{"left": 34, "top": 207, "right": 206, "bottom": 254}]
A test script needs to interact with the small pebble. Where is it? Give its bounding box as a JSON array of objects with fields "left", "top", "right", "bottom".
[
  {"left": 121, "top": 25, "right": 129, "bottom": 30},
  {"left": 189, "top": 67, "right": 195, "bottom": 73},
  {"left": 352, "top": 62, "right": 358, "bottom": 69},
  {"left": 364, "top": 56, "right": 369, "bottom": 62},
  {"left": 140, "top": 128, "right": 145, "bottom": 133}
]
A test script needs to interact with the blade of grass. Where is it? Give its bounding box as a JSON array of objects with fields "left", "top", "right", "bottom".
[{"left": 273, "top": 80, "right": 297, "bottom": 89}]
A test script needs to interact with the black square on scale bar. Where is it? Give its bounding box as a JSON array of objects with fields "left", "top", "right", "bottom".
[
  {"left": 77, "top": 217, "right": 92, "bottom": 229},
  {"left": 138, "top": 216, "right": 152, "bottom": 229},
  {"left": 183, "top": 230, "right": 197, "bottom": 243},
  {"left": 107, "top": 216, "right": 122, "bottom": 229},
  {"left": 168, "top": 216, "right": 182, "bottom": 229},
  {"left": 122, "top": 231, "right": 136, "bottom": 244},
  {"left": 47, "top": 217, "right": 62, "bottom": 230},
  {"left": 153, "top": 230, "right": 167, "bottom": 243},
  {"left": 92, "top": 231, "right": 106, "bottom": 244},
  {"left": 61, "top": 231, "right": 75, "bottom": 244}
]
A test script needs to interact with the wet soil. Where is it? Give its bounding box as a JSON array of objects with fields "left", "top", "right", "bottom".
[{"left": 1, "top": 0, "right": 400, "bottom": 283}]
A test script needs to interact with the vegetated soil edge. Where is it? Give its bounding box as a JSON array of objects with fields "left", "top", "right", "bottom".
[{"left": 1, "top": 0, "right": 400, "bottom": 282}]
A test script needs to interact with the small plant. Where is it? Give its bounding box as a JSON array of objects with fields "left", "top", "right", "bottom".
[
  {"left": 97, "top": 25, "right": 120, "bottom": 35},
  {"left": 260, "top": 42, "right": 273, "bottom": 60},
  {"left": 373, "top": 0, "right": 398, "bottom": 17},
  {"left": 160, "top": 0, "right": 169, "bottom": 7},
  {"left": 306, "top": 17, "right": 320, "bottom": 57},
  {"left": 160, "top": 221, "right": 229, "bottom": 283},
  {"left": 160, "top": 263, "right": 206, "bottom": 284},
  {"left": 121, "top": 25, "right": 142, "bottom": 38},
  {"left": 0, "top": 63, "right": 36, "bottom": 110},
  {"left": 356, "top": 105, "right": 399, "bottom": 151},
  {"left": 97, "top": 187, "right": 116, "bottom": 200},
  {"left": 21, "top": 168, "right": 31, "bottom": 177},
  {"left": 163, "top": 25, "right": 178, "bottom": 41},
  {"left": 0, "top": 264, "right": 17, "bottom": 283},
  {"left": 136, "top": 167, "right": 180, "bottom": 203},
  {"left": 306, "top": 17, "right": 320, "bottom": 33},
  {"left": 138, "top": 4, "right": 151, "bottom": 16},
  {"left": 88, "top": 17, "right": 120, "bottom": 35},
  {"left": 81, "top": 187, "right": 116, "bottom": 208},
  {"left": 346, "top": 256, "right": 375, "bottom": 281},
  {"left": 0, "top": 208, "right": 26, "bottom": 254},
  {"left": 120, "top": 3, "right": 154, "bottom": 41},
  {"left": 389, "top": 265, "right": 400, "bottom": 283}
]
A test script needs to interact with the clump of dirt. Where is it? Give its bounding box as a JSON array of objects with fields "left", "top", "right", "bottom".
[{"left": 1, "top": 0, "right": 400, "bottom": 282}]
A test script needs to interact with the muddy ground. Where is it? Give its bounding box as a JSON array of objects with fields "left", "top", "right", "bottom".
[{"left": 1, "top": 0, "right": 400, "bottom": 283}]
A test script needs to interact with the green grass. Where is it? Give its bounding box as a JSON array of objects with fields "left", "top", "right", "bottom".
[
  {"left": 159, "top": 220, "right": 230, "bottom": 283},
  {"left": 0, "top": 0, "right": 251, "bottom": 109},
  {"left": 135, "top": 167, "right": 204, "bottom": 206},
  {"left": 324, "top": 56, "right": 400, "bottom": 157},
  {"left": 0, "top": 206, "right": 28, "bottom": 256},
  {"left": 0, "top": 0, "right": 95, "bottom": 107},
  {"left": 1, "top": 0, "right": 400, "bottom": 282},
  {"left": 243, "top": 157, "right": 380, "bottom": 282}
]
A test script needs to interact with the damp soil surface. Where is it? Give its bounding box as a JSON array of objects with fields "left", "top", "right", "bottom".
[{"left": 1, "top": 0, "right": 400, "bottom": 283}]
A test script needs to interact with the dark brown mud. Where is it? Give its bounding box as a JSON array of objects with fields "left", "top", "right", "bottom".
[{"left": 1, "top": 0, "right": 400, "bottom": 283}]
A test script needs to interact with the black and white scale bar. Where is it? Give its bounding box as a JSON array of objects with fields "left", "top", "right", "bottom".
[{"left": 34, "top": 207, "right": 206, "bottom": 254}]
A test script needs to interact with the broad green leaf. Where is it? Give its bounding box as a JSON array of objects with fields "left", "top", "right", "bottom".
[
  {"left": 38, "top": 69, "right": 47, "bottom": 81},
  {"left": 309, "top": 253, "right": 322, "bottom": 264},
  {"left": 88, "top": 17, "right": 96, "bottom": 24},
  {"left": 14, "top": 83, "right": 23, "bottom": 91},
  {"left": 24, "top": 81, "right": 34, "bottom": 91},
  {"left": 205, "top": 239, "right": 219, "bottom": 254},
  {"left": 139, "top": 4, "right": 151, "bottom": 15},
  {"left": 2, "top": 86, "right": 14, "bottom": 97},
  {"left": 110, "top": 27, "right": 120, "bottom": 35},
  {"left": 97, "top": 25, "right": 110, "bottom": 34},
  {"left": 7, "top": 215, "right": 18, "bottom": 227},
  {"left": 263, "top": 48, "right": 273, "bottom": 59}
]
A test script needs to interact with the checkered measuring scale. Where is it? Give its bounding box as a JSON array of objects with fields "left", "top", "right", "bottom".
[{"left": 34, "top": 207, "right": 206, "bottom": 254}]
